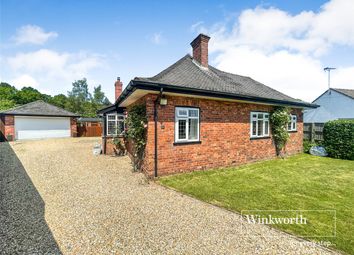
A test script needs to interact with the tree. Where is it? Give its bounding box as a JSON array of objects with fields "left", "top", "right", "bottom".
[
  {"left": 13, "top": 87, "right": 49, "bottom": 105},
  {"left": 0, "top": 99, "right": 16, "bottom": 110},
  {"left": 0, "top": 82, "right": 17, "bottom": 101},
  {"left": 49, "top": 94, "right": 68, "bottom": 109},
  {"left": 0, "top": 79, "right": 111, "bottom": 117},
  {"left": 67, "top": 78, "right": 91, "bottom": 102},
  {"left": 92, "top": 85, "right": 111, "bottom": 105},
  {"left": 66, "top": 78, "right": 92, "bottom": 115},
  {"left": 66, "top": 79, "right": 111, "bottom": 116}
]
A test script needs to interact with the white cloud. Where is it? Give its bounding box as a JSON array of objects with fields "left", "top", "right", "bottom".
[
  {"left": 310, "top": 0, "right": 354, "bottom": 46},
  {"left": 150, "top": 32, "right": 165, "bottom": 45},
  {"left": 214, "top": 47, "right": 328, "bottom": 101},
  {"left": 10, "top": 74, "right": 39, "bottom": 88},
  {"left": 190, "top": 21, "right": 204, "bottom": 32},
  {"left": 195, "top": 0, "right": 354, "bottom": 102},
  {"left": 6, "top": 49, "right": 104, "bottom": 95},
  {"left": 13, "top": 25, "right": 58, "bottom": 45}
]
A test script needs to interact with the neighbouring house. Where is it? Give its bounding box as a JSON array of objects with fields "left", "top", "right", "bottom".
[
  {"left": 0, "top": 100, "right": 79, "bottom": 141},
  {"left": 102, "top": 34, "right": 316, "bottom": 177},
  {"left": 97, "top": 78, "right": 125, "bottom": 154},
  {"left": 77, "top": 117, "right": 103, "bottom": 137},
  {"left": 304, "top": 88, "right": 354, "bottom": 123}
]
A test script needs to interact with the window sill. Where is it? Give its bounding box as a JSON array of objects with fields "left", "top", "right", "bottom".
[
  {"left": 173, "top": 141, "right": 201, "bottom": 146},
  {"left": 250, "top": 136, "right": 271, "bottom": 140},
  {"left": 288, "top": 130, "right": 297, "bottom": 133},
  {"left": 104, "top": 134, "right": 125, "bottom": 138}
]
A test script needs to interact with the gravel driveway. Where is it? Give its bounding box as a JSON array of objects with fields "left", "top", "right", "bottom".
[{"left": 0, "top": 138, "right": 336, "bottom": 254}]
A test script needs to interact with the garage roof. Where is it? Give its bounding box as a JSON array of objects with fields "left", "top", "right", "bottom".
[{"left": 0, "top": 100, "right": 80, "bottom": 117}]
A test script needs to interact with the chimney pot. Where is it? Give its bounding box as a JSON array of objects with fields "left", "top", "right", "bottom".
[{"left": 191, "top": 33, "right": 210, "bottom": 67}]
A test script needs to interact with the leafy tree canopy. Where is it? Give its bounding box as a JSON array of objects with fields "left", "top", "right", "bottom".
[
  {"left": 0, "top": 99, "right": 16, "bottom": 111},
  {"left": 93, "top": 85, "right": 111, "bottom": 106},
  {"left": 49, "top": 94, "right": 69, "bottom": 109},
  {"left": 68, "top": 78, "right": 91, "bottom": 102},
  {"left": 13, "top": 87, "right": 50, "bottom": 105},
  {"left": 0, "top": 78, "right": 111, "bottom": 117},
  {"left": 0, "top": 82, "right": 17, "bottom": 101}
]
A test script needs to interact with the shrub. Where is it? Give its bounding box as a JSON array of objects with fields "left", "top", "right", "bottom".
[
  {"left": 303, "top": 140, "right": 316, "bottom": 154},
  {"left": 303, "top": 140, "right": 324, "bottom": 153},
  {"left": 323, "top": 120, "right": 354, "bottom": 160},
  {"left": 111, "top": 137, "right": 126, "bottom": 156}
]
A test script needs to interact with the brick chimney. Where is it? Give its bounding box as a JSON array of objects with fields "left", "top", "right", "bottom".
[
  {"left": 114, "top": 77, "right": 122, "bottom": 100},
  {"left": 190, "top": 33, "right": 210, "bottom": 68}
]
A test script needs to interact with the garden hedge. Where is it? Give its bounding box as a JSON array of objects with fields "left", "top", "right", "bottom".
[{"left": 323, "top": 120, "right": 354, "bottom": 160}]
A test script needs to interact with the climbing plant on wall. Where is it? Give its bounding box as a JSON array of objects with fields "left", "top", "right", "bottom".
[
  {"left": 125, "top": 104, "right": 148, "bottom": 170},
  {"left": 270, "top": 107, "right": 290, "bottom": 156}
]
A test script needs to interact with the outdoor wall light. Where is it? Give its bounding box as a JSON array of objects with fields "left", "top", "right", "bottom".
[{"left": 160, "top": 97, "right": 167, "bottom": 106}]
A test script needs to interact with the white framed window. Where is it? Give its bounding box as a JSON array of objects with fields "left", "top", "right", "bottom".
[
  {"left": 175, "top": 107, "right": 200, "bottom": 143},
  {"left": 288, "top": 114, "right": 297, "bottom": 131},
  {"left": 107, "top": 114, "right": 125, "bottom": 136},
  {"left": 250, "top": 112, "right": 270, "bottom": 138}
]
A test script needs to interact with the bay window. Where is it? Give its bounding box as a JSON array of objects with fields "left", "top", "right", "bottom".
[
  {"left": 107, "top": 114, "right": 125, "bottom": 136},
  {"left": 175, "top": 107, "right": 200, "bottom": 142},
  {"left": 250, "top": 112, "right": 270, "bottom": 138}
]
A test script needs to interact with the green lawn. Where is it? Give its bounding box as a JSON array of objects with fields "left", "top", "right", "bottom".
[{"left": 159, "top": 154, "right": 354, "bottom": 254}]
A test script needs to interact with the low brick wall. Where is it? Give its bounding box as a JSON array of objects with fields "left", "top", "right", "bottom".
[
  {"left": 70, "top": 117, "right": 77, "bottom": 137},
  {"left": 0, "top": 115, "right": 15, "bottom": 141},
  {"left": 135, "top": 94, "right": 303, "bottom": 177},
  {"left": 103, "top": 136, "right": 127, "bottom": 156},
  {"left": 0, "top": 115, "right": 5, "bottom": 141}
]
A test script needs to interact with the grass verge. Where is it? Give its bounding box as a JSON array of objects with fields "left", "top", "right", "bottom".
[{"left": 159, "top": 154, "right": 354, "bottom": 254}]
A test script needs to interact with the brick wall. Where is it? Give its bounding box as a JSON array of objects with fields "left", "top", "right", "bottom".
[
  {"left": 103, "top": 136, "right": 126, "bottom": 155},
  {"left": 1, "top": 115, "right": 15, "bottom": 141},
  {"left": 135, "top": 94, "right": 303, "bottom": 177},
  {"left": 0, "top": 115, "right": 5, "bottom": 141},
  {"left": 70, "top": 117, "right": 77, "bottom": 137},
  {"left": 104, "top": 137, "right": 115, "bottom": 155},
  {"left": 191, "top": 34, "right": 210, "bottom": 67}
]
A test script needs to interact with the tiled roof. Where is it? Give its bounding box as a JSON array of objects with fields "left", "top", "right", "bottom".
[
  {"left": 0, "top": 100, "right": 79, "bottom": 117},
  {"left": 77, "top": 117, "right": 102, "bottom": 122},
  {"left": 332, "top": 88, "right": 354, "bottom": 99},
  {"left": 134, "top": 54, "right": 309, "bottom": 105}
]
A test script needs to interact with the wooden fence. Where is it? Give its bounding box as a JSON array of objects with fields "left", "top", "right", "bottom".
[
  {"left": 77, "top": 126, "right": 102, "bottom": 137},
  {"left": 304, "top": 123, "right": 325, "bottom": 141}
]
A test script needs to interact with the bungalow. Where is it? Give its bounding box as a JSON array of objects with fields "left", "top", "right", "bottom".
[{"left": 102, "top": 34, "right": 316, "bottom": 177}]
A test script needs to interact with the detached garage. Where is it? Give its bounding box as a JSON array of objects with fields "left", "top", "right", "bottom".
[{"left": 0, "top": 100, "right": 79, "bottom": 141}]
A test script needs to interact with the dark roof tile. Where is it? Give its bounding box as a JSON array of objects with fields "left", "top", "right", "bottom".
[
  {"left": 332, "top": 88, "right": 354, "bottom": 99},
  {"left": 134, "top": 54, "right": 308, "bottom": 105},
  {"left": 0, "top": 100, "right": 79, "bottom": 117}
]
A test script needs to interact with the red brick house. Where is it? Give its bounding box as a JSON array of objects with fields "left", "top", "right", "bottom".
[
  {"left": 0, "top": 100, "right": 79, "bottom": 141},
  {"left": 102, "top": 34, "right": 316, "bottom": 177}
]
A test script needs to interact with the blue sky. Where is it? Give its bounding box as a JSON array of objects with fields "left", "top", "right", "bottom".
[{"left": 1, "top": 0, "right": 353, "bottom": 102}]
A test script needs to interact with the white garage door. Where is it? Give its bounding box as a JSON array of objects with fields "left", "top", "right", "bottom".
[{"left": 15, "top": 116, "right": 71, "bottom": 140}]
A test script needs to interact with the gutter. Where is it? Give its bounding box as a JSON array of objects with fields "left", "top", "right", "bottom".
[{"left": 115, "top": 80, "right": 319, "bottom": 109}]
